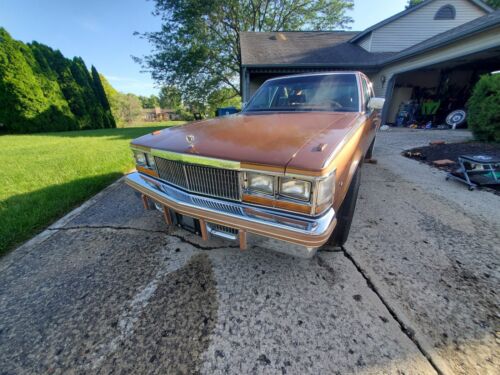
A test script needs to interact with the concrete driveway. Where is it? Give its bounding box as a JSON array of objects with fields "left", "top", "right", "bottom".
[{"left": 1, "top": 129, "right": 498, "bottom": 375}]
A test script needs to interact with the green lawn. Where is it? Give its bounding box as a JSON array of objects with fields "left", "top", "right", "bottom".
[{"left": 0, "top": 121, "right": 184, "bottom": 255}]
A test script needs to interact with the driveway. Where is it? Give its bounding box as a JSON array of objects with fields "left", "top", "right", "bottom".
[{"left": 1, "top": 129, "right": 498, "bottom": 375}]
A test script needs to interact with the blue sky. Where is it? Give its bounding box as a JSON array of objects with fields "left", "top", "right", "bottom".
[{"left": 0, "top": 0, "right": 407, "bottom": 96}]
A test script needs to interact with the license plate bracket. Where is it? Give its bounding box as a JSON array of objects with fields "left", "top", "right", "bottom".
[{"left": 174, "top": 213, "right": 202, "bottom": 235}]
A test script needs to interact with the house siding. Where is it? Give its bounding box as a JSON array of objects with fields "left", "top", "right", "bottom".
[
  {"left": 371, "top": 26, "right": 500, "bottom": 98},
  {"left": 358, "top": 34, "right": 372, "bottom": 51},
  {"left": 369, "top": 0, "right": 487, "bottom": 52}
]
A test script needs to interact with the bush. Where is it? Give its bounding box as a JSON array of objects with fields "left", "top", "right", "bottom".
[
  {"left": 175, "top": 107, "right": 195, "bottom": 121},
  {"left": 467, "top": 74, "right": 500, "bottom": 142}
]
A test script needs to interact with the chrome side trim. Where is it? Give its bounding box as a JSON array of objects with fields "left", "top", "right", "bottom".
[
  {"left": 126, "top": 172, "right": 335, "bottom": 239},
  {"left": 150, "top": 149, "right": 241, "bottom": 170}
]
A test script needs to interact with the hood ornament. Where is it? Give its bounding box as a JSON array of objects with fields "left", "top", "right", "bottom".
[{"left": 186, "top": 134, "right": 195, "bottom": 146}]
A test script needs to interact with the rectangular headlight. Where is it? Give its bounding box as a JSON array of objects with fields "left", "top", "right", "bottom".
[
  {"left": 133, "top": 151, "right": 147, "bottom": 166},
  {"left": 145, "top": 153, "right": 156, "bottom": 168},
  {"left": 246, "top": 172, "right": 274, "bottom": 195},
  {"left": 279, "top": 178, "right": 311, "bottom": 201}
]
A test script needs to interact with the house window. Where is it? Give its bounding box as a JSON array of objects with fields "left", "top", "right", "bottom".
[{"left": 435, "top": 5, "right": 456, "bottom": 20}]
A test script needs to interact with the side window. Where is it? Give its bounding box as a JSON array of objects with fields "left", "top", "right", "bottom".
[{"left": 361, "top": 77, "right": 372, "bottom": 110}]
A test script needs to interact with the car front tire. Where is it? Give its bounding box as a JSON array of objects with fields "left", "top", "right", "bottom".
[{"left": 326, "top": 165, "right": 361, "bottom": 247}]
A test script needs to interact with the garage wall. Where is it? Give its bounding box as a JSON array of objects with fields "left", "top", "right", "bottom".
[
  {"left": 372, "top": 26, "right": 500, "bottom": 98},
  {"left": 368, "top": 0, "right": 487, "bottom": 52}
]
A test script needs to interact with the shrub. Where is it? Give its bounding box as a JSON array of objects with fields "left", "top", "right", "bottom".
[{"left": 467, "top": 74, "right": 500, "bottom": 142}]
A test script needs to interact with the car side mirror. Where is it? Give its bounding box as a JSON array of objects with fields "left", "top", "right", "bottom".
[{"left": 368, "top": 97, "right": 385, "bottom": 111}]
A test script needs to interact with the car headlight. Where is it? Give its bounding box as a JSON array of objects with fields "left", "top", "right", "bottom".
[
  {"left": 246, "top": 172, "right": 274, "bottom": 195},
  {"left": 145, "top": 153, "right": 156, "bottom": 168},
  {"left": 279, "top": 177, "right": 311, "bottom": 201},
  {"left": 315, "top": 171, "right": 335, "bottom": 213},
  {"left": 133, "top": 151, "right": 147, "bottom": 166}
]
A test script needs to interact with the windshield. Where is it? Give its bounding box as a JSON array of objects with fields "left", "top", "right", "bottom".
[{"left": 244, "top": 74, "right": 360, "bottom": 113}]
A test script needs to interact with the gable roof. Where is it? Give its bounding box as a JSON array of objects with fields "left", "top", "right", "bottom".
[
  {"left": 239, "top": 31, "right": 394, "bottom": 67},
  {"left": 350, "top": 0, "right": 493, "bottom": 43},
  {"left": 384, "top": 9, "right": 500, "bottom": 64}
]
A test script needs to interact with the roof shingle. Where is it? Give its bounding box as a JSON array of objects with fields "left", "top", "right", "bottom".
[{"left": 239, "top": 31, "right": 394, "bottom": 67}]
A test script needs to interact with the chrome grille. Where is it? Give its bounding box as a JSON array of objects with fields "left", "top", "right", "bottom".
[
  {"left": 209, "top": 224, "right": 238, "bottom": 235},
  {"left": 154, "top": 157, "right": 240, "bottom": 201}
]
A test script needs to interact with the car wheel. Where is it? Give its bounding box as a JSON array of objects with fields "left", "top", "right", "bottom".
[
  {"left": 365, "top": 137, "right": 375, "bottom": 159},
  {"left": 326, "top": 165, "right": 361, "bottom": 247}
]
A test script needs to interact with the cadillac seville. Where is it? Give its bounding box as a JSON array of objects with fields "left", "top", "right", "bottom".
[{"left": 125, "top": 72, "right": 384, "bottom": 258}]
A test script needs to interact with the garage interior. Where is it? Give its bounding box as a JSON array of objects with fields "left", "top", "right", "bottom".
[{"left": 385, "top": 48, "right": 500, "bottom": 128}]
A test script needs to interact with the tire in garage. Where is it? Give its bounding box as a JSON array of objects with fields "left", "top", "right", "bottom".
[{"left": 326, "top": 165, "right": 361, "bottom": 247}]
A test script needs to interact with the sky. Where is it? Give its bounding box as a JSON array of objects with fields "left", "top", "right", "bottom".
[{"left": 0, "top": 0, "right": 408, "bottom": 96}]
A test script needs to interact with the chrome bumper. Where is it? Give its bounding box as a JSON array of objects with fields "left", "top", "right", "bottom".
[{"left": 125, "top": 172, "right": 336, "bottom": 258}]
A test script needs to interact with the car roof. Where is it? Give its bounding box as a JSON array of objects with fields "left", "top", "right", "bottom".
[{"left": 266, "top": 71, "right": 362, "bottom": 82}]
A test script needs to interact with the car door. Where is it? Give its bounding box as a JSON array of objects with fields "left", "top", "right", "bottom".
[{"left": 361, "top": 76, "right": 379, "bottom": 146}]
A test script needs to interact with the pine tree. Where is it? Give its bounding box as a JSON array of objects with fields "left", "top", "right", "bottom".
[
  {"left": 91, "top": 66, "right": 116, "bottom": 128},
  {"left": 0, "top": 28, "right": 76, "bottom": 133}
]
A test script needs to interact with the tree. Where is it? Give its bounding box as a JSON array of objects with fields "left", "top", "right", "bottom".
[
  {"left": 485, "top": 0, "right": 499, "bottom": 9},
  {"left": 91, "top": 66, "right": 116, "bottom": 128},
  {"left": 138, "top": 95, "right": 160, "bottom": 108},
  {"left": 136, "top": 0, "right": 354, "bottom": 102},
  {"left": 159, "top": 86, "right": 182, "bottom": 109},
  {"left": 405, "top": 0, "right": 424, "bottom": 9},
  {"left": 117, "top": 94, "right": 143, "bottom": 124},
  {"left": 207, "top": 87, "right": 241, "bottom": 115},
  {"left": 99, "top": 73, "right": 121, "bottom": 121},
  {"left": 0, "top": 28, "right": 76, "bottom": 133}
]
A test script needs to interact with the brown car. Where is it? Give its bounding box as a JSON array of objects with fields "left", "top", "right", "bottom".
[{"left": 126, "top": 72, "right": 384, "bottom": 258}]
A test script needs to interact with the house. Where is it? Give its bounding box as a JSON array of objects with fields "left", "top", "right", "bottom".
[
  {"left": 239, "top": 0, "right": 499, "bottom": 124},
  {"left": 142, "top": 107, "right": 176, "bottom": 122}
]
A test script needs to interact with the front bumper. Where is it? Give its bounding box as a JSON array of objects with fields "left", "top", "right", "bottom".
[{"left": 125, "top": 172, "right": 336, "bottom": 258}]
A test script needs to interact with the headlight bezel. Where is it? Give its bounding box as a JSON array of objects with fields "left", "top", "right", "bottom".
[
  {"left": 133, "top": 150, "right": 156, "bottom": 170},
  {"left": 279, "top": 177, "right": 312, "bottom": 202},
  {"left": 314, "top": 170, "right": 336, "bottom": 215},
  {"left": 245, "top": 172, "right": 275, "bottom": 196},
  {"left": 133, "top": 150, "right": 147, "bottom": 166}
]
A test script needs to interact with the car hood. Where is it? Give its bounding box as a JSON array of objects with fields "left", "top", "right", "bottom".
[{"left": 132, "top": 112, "right": 360, "bottom": 173}]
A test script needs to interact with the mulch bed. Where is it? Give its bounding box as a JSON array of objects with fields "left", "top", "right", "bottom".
[{"left": 403, "top": 141, "right": 500, "bottom": 193}]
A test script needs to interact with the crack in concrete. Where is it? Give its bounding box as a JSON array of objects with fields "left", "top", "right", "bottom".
[
  {"left": 48, "top": 225, "right": 168, "bottom": 234},
  {"left": 340, "top": 245, "right": 445, "bottom": 375},
  {"left": 48, "top": 225, "right": 240, "bottom": 251},
  {"left": 168, "top": 233, "right": 241, "bottom": 250}
]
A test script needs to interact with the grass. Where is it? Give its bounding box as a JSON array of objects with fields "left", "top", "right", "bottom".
[{"left": 0, "top": 121, "right": 184, "bottom": 255}]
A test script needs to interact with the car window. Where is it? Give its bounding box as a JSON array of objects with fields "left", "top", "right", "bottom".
[{"left": 245, "top": 74, "right": 360, "bottom": 113}]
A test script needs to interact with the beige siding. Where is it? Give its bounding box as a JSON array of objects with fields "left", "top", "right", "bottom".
[
  {"left": 370, "top": 0, "right": 487, "bottom": 52},
  {"left": 358, "top": 34, "right": 372, "bottom": 51},
  {"left": 373, "top": 26, "right": 500, "bottom": 99}
]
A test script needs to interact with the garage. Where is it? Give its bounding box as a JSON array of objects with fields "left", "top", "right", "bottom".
[
  {"left": 239, "top": 1, "right": 500, "bottom": 130},
  {"left": 385, "top": 49, "right": 500, "bottom": 127}
]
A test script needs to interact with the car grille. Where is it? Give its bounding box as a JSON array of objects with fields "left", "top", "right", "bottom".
[{"left": 154, "top": 157, "right": 240, "bottom": 201}]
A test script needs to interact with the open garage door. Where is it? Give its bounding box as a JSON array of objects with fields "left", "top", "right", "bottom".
[{"left": 384, "top": 50, "right": 500, "bottom": 128}]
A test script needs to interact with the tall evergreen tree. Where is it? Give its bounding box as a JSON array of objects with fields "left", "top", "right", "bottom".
[
  {"left": 91, "top": 66, "right": 116, "bottom": 128},
  {"left": 0, "top": 28, "right": 76, "bottom": 133}
]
